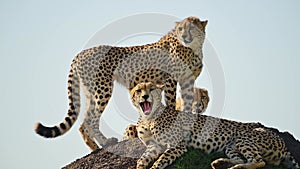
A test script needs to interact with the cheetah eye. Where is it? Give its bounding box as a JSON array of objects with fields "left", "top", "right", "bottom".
[
  {"left": 178, "top": 27, "right": 183, "bottom": 31},
  {"left": 136, "top": 89, "right": 141, "bottom": 93}
]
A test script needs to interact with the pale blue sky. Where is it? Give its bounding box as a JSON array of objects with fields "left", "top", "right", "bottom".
[{"left": 0, "top": 0, "right": 299, "bottom": 169}]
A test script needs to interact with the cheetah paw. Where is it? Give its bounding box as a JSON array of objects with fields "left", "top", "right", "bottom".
[{"left": 211, "top": 158, "right": 234, "bottom": 169}]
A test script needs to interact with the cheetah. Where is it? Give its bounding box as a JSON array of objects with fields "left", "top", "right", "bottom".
[
  {"left": 128, "top": 82, "right": 299, "bottom": 169},
  {"left": 34, "top": 16, "right": 208, "bottom": 150},
  {"left": 123, "top": 87, "right": 209, "bottom": 140},
  {"left": 176, "top": 86, "right": 209, "bottom": 113}
]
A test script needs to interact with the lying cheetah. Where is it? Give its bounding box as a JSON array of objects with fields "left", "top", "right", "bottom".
[
  {"left": 128, "top": 82, "right": 299, "bottom": 169},
  {"left": 123, "top": 87, "right": 209, "bottom": 140},
  {"left": 34, "top": 17, "right": 208, "bottom": 150}
]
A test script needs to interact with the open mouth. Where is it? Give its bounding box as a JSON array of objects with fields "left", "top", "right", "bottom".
[{"left": 139, "top": 101, "right": 152, "bottom": 115}]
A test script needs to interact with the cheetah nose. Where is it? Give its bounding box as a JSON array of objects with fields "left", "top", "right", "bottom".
[
  {"left": 142, "top": 95, "right": 149, "bottom": 100},
  {"left": 182, "top": 35, "right": 187, "bottom": 39}
]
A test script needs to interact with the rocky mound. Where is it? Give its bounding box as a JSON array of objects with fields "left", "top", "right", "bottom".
[{"left": 63, "top": 126, "right": 300, "bottom": 169}]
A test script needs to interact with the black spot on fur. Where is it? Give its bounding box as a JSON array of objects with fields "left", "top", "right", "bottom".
[
  {"left": 65, "top": 117, "right": 72, "bottom": 127},
  {"left": 206, "top": 144, "right": 211, "bottom": 150},
  {"left": 60, "top": 123, "right": 66, "bottom": 130}
]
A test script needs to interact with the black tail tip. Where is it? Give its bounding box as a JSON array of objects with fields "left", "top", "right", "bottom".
[
  {"left": 34, "top": 122, "right": 46, "bottom": 136},
  {"left": 34, "top": 123, "right": 42, "bottom": 132},
  {"left": 34, "top": 122, "right": 56, "bottom": 138}
]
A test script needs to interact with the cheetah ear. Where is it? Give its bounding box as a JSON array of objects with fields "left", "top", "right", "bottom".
[
  {"left": 201, "top": 20, "right": 208, "bottom": 28},
  {"left": 175, "top": 21, "right": 180, "bottom": 25},
  {"left": 203, "top": 89, "right": 208, "bottom": 96}
]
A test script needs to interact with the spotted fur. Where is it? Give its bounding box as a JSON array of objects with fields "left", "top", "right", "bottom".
[
  {"left": 176, "top": 87, "right": 209, "bottom": 113},
  {"left": 123, "top": 87, "right": 209, "bottom": 140},
  {"left": 129, "top": 82, "right": 299, "bottom": 169},
  {"left": 35, "top": 16, "right": 208, "bottom": 150}
]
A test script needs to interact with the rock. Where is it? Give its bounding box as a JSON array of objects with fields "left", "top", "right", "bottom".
[
  {"left": 63, "top": 127, "right": 300, "bottom": 169},
  {"left": 63, "top": 138, "right": 145, "bottom": 169}
]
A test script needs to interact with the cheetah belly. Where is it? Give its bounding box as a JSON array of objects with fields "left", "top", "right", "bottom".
[
  {"left": 186, "top": 116, "right": 235, "bottom": 154},
  {"left": 188, "top": 131, "right": 230, "bottom": 154},
  {"left": 115, "top": 68, "right": 168, "bottom": 89},
  {"left": 113, "top": 46, "right": 187, "bottom": 89}
]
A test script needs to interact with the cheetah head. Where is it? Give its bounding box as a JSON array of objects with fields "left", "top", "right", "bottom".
[
  {"left": 192, "top": 87, "right": 210, "bottom": 114},
  {"left": 130, "top": 82, "right": 163, "bottom": 117},
  {"left": 175, "top": 16, "right": 208, "bottom": 51}
]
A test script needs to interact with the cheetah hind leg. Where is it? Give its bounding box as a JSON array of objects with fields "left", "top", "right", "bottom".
[
  {"left": 211, "top": 143, "right": 247, "bottom": 169},
  {"left": 79, "top": 124, "right": 99, "bottom": 151},
  {"left": 78, "top": 91, "right": 100, "bottom": 151},
  {"left": 81, "top": 110, "right": 118, "bottom": 149},
  {"left": 80, "top": 84, "right": 118, "bottom": 149},
  {"left": 230, "top": 141, "right": 266, "bottom": 169},
  {"left": 211, "top": 158, "right": 237, "bottom": 169},
  {"left": 229, "top": 161, "right": 266, "bottom": 169},
  {"left": 213, "top": 159, "right": 265, "bottom": 169},
  {"left": 92, "top": 90, "right": 119, "bottom": 148}
]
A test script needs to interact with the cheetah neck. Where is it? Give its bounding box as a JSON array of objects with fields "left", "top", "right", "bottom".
[
  {"left": 153, "top": 103, "right": 166, "bottom": 117},
  {"left": 162, "top": 30, "right": 203, "bottom": 57},
  {"left": 190, "top": 43, "right": 203, "bottom": 58}
]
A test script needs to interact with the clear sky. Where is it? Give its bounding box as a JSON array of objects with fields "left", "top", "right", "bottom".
[{"left": 0, "top": 0, "right": 299, "bottom": 169}]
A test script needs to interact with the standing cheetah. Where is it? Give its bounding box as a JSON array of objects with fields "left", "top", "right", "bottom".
[
  {"left": 34, "top": 16, "right": 208, "bottom": 150},
  {"left": 127, "top": 82, "right": 299, "bottom": 169}
]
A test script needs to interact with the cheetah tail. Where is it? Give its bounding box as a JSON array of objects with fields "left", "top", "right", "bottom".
[
  {"left": 283, "top": 152, "right": 299, "bottom": 169},
  {"left": 34, "top": 67, "right": 80, "bottom": 138}
]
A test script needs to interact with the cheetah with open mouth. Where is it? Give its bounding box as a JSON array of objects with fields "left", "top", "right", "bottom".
[{"left": 127, "top": 82, "right": 299, "bottom": 169}]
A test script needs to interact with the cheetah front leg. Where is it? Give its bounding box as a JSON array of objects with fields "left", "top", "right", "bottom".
[
  {"left": 137, "top": 144, "right": 164, "bottom": 169},
  {"left": 150, "top": 144, "right": 187, "bottom": 169},
  {"left": 79, "top": 124, "right": 98, "bottom": 151},
  {"left": 164, "top": 78, "right": 177, "bottom": 110},
  {"left": 179, "top": 77, "right": 195, "bottom": 113},
  {"left": 122, "top": 124, "right": 138, "bottom": 140}
]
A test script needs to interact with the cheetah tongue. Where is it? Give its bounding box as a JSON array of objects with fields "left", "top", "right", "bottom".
[{"left": 143, "top": 102, "right": 151, "bottom": 114}]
